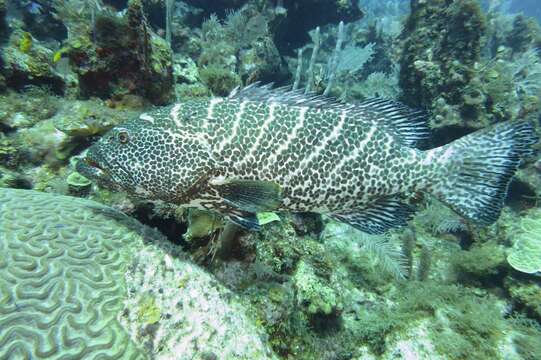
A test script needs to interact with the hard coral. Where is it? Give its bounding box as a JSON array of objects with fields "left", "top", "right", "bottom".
[
  {"left": 399, "top": 0, "right": 485, "bottom": 127},
  {"left": 0, "top": 188, "right": 277, "bottom": 359},
  {"left": 0, "top": 188, "right": 146, "bottom": 359},
  {"left": 66, "top": 0, "right": 173, "bottom": 104}
]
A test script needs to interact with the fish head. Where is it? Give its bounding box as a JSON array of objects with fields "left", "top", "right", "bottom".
[{"left": 77, "top": 110, "right": 212, "bottom": 202}]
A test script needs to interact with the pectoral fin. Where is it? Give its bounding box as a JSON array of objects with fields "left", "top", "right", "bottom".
[{"left": 211, "top": 178, "right": 282, "bottom": 213}]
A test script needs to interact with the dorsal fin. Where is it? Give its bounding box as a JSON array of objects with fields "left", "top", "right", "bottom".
[
  {"left": 356, "top": 98, "right": 430, "bottom": 148},
  {"left": 228, "top": 82, "right": 345, "bottom": 109},
  {"left": 228, "top": 83, "right": 429, "bottom": 148}
]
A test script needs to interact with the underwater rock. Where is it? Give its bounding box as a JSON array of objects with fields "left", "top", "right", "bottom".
[
  {"left": 199, "top": 65, "right": 241, "bottom": 96},
  {"left": 0, "top": 136, "right": 21, "bottom": 169},
  {"left": 505, "top": 276, "right": 541, "bottom": 320},
  {"left": 52, "top": 100, "right": 132, "bottom": 137},
  {"left": 0, "top": 165, "right": 30, "bottom": 189},
  {"left": 399, "top": 0, "right": 485, "bottom": 128},
  {"left": 173, "top": 54, "right": 200, "bottom": 84},
  {"left": 0, "top": 87, "right": 60, "bottom": 131},
  {"left": 1, "top": 30, "right": 65, "bottom": 93},
  {"left": 9, "top": 118, "right": 69, "bottom": 165},
  {"left": 0, "top": 188, "right": 277, "bottom": 359},
  {"left": 175, "top": 82, "right": 210, "bottom": 99},
  {"left": 0, "top": 0, "right": 6, "bottom": 39},
  {"left": 51, "top": 99, "right": 139, "bottom": 161},
  {"left": 239, "top": 35, "right": 287, "bottom": 83},
  {"left": 293, "top": 260, "right": 342, "bottom": 316},
  {"left": 19, "top": 0, "right": 67, "bottom": 42},
  {"left": 65, "top": 0, "right": 173, "bottom": 104},
  {"left": 506, "top": 15, "right": 541, "bottom": 54}
]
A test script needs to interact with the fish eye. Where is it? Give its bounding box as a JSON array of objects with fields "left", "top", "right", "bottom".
[{"left": 118, "top": 131, "right": 129, "bottom": 144}]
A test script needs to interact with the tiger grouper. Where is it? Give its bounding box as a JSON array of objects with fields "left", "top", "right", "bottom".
[{"left": 76, "top": 84, "right": 538, "bottom": 234}]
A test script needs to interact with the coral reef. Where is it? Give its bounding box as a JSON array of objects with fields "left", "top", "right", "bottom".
[
  {"left": 507, "top": 209, "right": 541, "bottom": 274},
  {"left": 64, "top": 0, "right": 173, "bottom": 104},
  {"left": 0, "top": 1, "right": 540, "bottom": 359},
  {"left": 400, "top": 0, "right": 486, "bottom": 128},
  {"left": 0, "top": 188, "right": 146, "bottom": 359},
  {"left": 1, "top": 30, "right": 65, "bottom": 93},
  {"left": 0, "top": 188, "right": 277, "bottom": 359}
]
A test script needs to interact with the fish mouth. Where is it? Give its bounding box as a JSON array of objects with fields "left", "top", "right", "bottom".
[{"left": 76, "top": 155, "right": 113, "bottom": 186}]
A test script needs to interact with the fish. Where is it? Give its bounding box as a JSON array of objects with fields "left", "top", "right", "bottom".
[{"left": 76, "top": 83, "right": 538, "bottom": 234}]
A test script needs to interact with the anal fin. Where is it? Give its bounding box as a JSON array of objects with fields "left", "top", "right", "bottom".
[{"left": 330, "top": 197, "right": 414, "bottom": 234}]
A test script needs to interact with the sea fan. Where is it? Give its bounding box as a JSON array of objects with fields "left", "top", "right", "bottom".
[
  {"left": 336, "top": 43, "right": 376, "bottom": 75},
  {"left": 358, "top": 65, "right": 400, "bottom": 99},
  {"left": 512, "top": 48, "right": 541, "bottom": 97},
  {"left": 322, "top": 221, "right": 407, "bottom": 279},
  {"left": 359, "top": 233, "right": 408, "bottom": 279}
]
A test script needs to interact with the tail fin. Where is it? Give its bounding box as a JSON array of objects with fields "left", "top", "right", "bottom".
[{"left": 430, "top": 121, "right": 538, "bottom": 225}]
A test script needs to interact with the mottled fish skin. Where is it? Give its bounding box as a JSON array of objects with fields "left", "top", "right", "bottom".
[
  {"left": 195, "top": 100, "right": 425, "bottom": 212},
  {"left": 77, "top": 84, "right": 537, "bottom": 234}
]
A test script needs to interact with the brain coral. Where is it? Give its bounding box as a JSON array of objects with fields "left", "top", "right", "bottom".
[
  {"left": 0, "top": 188, "right": 147, "bottom": 359},
  {"left": 0, "top": 188, "right": 275, "bottom": 360}
]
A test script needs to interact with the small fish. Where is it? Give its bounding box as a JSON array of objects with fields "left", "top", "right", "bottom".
[{"left": 77, "top": 84, "right": 538, "bottom": 233}]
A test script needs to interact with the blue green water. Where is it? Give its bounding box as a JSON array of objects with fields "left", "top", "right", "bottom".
[{"left": 0, "top": 1, "right": 540, "bottom": 359}]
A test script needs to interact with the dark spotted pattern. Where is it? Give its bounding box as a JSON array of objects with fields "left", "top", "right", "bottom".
[{"left": 77, "top": 85, "right": 537, "bottom": 233}]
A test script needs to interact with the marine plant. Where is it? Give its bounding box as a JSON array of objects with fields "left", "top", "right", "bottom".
[
  {"left": 414, "top": 199, "right": 467, "bottom": 235},
  {"left": 396, "top": 282, "right": 506, "bottom": 360},
  {"left": 451, "top": 241, "right": 507, "bottom": 279},
  {"left": 199, "top": 65, "right": 241, "bottom": 96},
  {"left": 505, "top": 276, "right": 541, "bottom": 319},
  {"left": 322, "top": 222, "right": 407, "bottom": 280},
  {"left": 510, "top": 315, "right": 541, "bottom": 360},
  {"left": 18, "top": 31, "right": 32, "bottom": 53}
]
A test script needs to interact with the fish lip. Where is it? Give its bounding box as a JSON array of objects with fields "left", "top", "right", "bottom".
[{"left": 76, "top": 155, "right": 112, "bottom": 184}]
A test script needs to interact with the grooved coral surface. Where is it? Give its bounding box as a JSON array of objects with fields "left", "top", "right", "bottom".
[
  {"left": 507, "top": 210, "right": 541, "bottom": 274},
  {"left": 0, "top": 188, "right": 277, "bottom": 360},
  {"left": 0, "top": 188, "right": 146, "bottom": 360}
]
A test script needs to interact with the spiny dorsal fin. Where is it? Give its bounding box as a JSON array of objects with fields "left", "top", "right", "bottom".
[
  {"left": 228, "top": 82, "right": 345, "bottom": 109},
  {"left": 356, "top": 98, "right": 430, "bottom": 148},
  {"left": 228, "top": 83, "right": 429, "bottom": 148}
]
